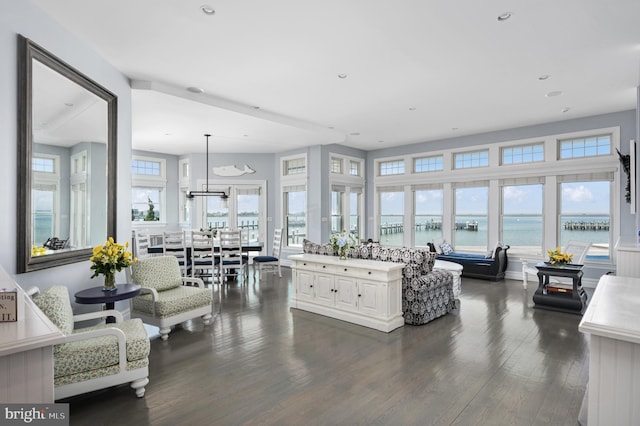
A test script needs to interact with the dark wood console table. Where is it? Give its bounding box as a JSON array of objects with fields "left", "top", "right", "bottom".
[
  {"left": 533, "top": 262, "right": 587, "bottom": 315},
  {"left": 75, "top": 284, "right": 141, "bottom": 323}
]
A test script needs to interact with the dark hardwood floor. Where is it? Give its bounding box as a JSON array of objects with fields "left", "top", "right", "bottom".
[{"left": 63, "top": 269, "right": 588, "bottom": 425}]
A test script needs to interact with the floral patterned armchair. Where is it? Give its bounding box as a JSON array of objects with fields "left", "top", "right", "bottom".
[
  {"left": 31, "top": 285, "right": 150, "bottom": 399},
  {"left": 128, "top": 255, "right": 214, "bottom": 340}
]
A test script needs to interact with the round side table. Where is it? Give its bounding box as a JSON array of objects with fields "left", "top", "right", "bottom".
[{"left": 75, "top": 283, "right": 141, "bottom": 323}]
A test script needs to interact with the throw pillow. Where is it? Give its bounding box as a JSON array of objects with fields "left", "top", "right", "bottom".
[{"left": 440, "top": 242, "right": 454, "bottom": 255}]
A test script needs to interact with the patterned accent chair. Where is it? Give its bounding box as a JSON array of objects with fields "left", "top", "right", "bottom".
[
  {"left": 128, "top": 255, "right": 214, "bottom": 340},
  {"left": 303, "top": 240, "right": 455, "bottom": 325},
  {"left": 31, "top": 285, "right": 150, "bottom": 399}
]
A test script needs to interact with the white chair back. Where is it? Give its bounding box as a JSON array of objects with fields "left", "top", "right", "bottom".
[
  {"left": 163, "top": 231, "right": 189, "bottom": 276},
  {"left": 133, "top": 230, "right": 151, "bottom": 259},
  {"left": 191, "top": 230, "right": 216, "bottom": 282},
  {"left": 218, "top": 229, "right": 247, "bottom": 282}
]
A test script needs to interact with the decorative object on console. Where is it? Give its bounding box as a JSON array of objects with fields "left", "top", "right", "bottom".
[
  {"left": 90, "top": 237, "right": 137, "bottom": 292},
  {"left": 329, "top": 231, "right": 358, "bottom": 259},
  {"left": 547, "top": 247, "right": 573, "bottom": 266}
]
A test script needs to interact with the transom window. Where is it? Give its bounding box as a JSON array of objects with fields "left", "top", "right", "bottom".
[
  {"left": 32, "top": 157, "right": 55, "bottom": 173},
  {"left": 559, "top": 135, "right": 611, "bottom": 159},
  {"left": 330, "top": 157, "right": 343, "bottom": 174},
  {"left": 414, "top": 155, "right": 443, "bottom": 173},
  {"left": 454, "top": 150, "right": 489, "bottom": 169},
  {"left": 283, "top": 157, "right": 306, "bottom": 175},
  {"left": 379, "top": 160, "right": 405, "bottom": 176},
  {"left": 131, "top": 159, "right": 161, "bottom": 176},
  {"left": 502, "top": 143, "right": 544, "bottom": 165},
  {"left": 349, "top": 160, "right": 361, "bottom": 176}
]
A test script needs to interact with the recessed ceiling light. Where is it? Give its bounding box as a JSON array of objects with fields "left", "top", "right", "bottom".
[
  {"left": 538, "top": 75, "right": 551, "bottom": 80},
  {"left": 328, "top": 126, "right": 335, "bottom": 130},
  {"left": 378, "top": 140, "right": 384, "bottom": 144},
  {"left": 243, "top": 134, "right": 249, "bottom": 137},
  {"left": 201, "top": 5, "right": 215, "bottom": 15},
  {"left": 350, "top": 132, "right": 360, "bottom": 136},
  {"left": 545, "top": 90, "right": 563, "bottom": 97},
  {"left": 64, "top": 102, "right": 73, "bottom": 107},
  {"left": 338, "top": 74, "right": 348, "bottom": 79},
  {"left": 253, "top": 106, "right": 261, "bottom": 110},
  {"left": 408, "top": 107, "right": 417, "bottom": 111},
  {"left": 561, "top": 107, "right": 570, "bottom": 113},
  {"left": 187, "top": 86, "right": 204, "bottom": 94},
  {"left": 164, "top": 133, "right": 172, "bottom": 136},
  {"left": 452, "top": 127, "right": 459, "bottom": 131},
  {"left": 497, "top": 12, "right": 513, "bottom": 21}
]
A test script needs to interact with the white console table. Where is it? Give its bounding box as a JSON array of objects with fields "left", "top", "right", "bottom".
[
  {"left": 578, "top": 274, "right": 640, "bottom": 425},
  {"left": 289, "top": 254, "right": 404, "bottom": 332},
  {"left": 0, "top": 267, "right": 64, "bottom": 403}
]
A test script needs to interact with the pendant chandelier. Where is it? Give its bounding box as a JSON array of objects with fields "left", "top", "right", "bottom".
[{"left": 186, "top": 133, "right": 229, "bottom": 207}]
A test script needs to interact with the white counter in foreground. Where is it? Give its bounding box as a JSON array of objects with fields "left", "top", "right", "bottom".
[
  {"left": 0, "top": 267, "right": 64, "bottom": 403},
  {"left": 578, "top": 274, "right": 640, "bottom": 425}
]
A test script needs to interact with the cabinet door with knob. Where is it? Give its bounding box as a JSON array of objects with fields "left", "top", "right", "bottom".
[
  {"left": 295, "top": 269, "right": 315, "bottom": 302},
  {"left": 357, "top": 279, "right": 382, "bottom": 316}
]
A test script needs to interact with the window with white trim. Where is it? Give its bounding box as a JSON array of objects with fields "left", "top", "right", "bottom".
[
  {"left": 413, "top": 185, "right": 443, "bottom": 246},
  {"left": 454, "top": 150, "right": 489, "bottom": 169},
  {"left": 501, "top": 178, "right": 544, "bottom": 256},
  {"left": 378, "top": 188, "right": 404, "bottom": 246},
  {"left": 32, "top": 154, "right": 60, "bottom": 247},
  {"left": 453, "top": 183, "right": 488, "bottom": 251},
  {"left": 379, "top": 160, "right": 405, "bottom": 176},
  {"left": 559, "top": 135, "right": 611, "bottom": 159},
  {"left": 414, "top": 155, "right": 443, "bottom": 173},
  {"left": 558, "top": 173, "right": 612, "bottom": 260},
  {"left": 330, "top": 157, "right": 343, "bottom": 174},
  {"left": 281, "top": 154, "right": 307, "bottom": 247},
  {"left": 283, "top": 157, "right": 306, "bottom": 175},
  {"left": 502, "top": 143, "right": 544, "bottom": 165},
  {"left": 131, "top": 156, "right": 166, "bottom": 223}
]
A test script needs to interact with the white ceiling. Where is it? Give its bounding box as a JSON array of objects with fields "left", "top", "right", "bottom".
[{"left": 32, "top": 0, "right": 640, "bottom": 155}]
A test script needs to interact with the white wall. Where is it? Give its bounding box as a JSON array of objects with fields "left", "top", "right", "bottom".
[{"left": 0, "top": 0, "right": 132, "bottom": 312}]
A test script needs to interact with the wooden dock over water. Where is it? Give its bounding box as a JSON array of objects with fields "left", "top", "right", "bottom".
[{"left": 563, "top": 220, "right": 610, "bottom": 231}]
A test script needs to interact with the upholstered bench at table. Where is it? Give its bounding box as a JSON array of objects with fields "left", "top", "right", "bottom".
[
  {"left": 31, "top": 285, "right": 150, "bottom": 399},
  {"left": 302, "top": 240, "right": 455, "bottom": 325}
]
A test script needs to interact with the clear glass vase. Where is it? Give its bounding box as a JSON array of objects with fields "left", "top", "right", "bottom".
[{"left": 102, "top": 273, "right": 116, "bottom": 292}]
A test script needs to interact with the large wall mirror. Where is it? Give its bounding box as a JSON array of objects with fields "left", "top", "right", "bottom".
[{"left": 17, "top": 35, "right": 117, "bottom": 273}]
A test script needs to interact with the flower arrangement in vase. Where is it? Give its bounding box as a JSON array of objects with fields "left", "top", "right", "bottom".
[
  {"left": 330, "top": 231, "right": 358, "bottom": 259},
  {"left": 547, "top": 247, "right": 573, "bottom": 266},
  {"left": 90, "top": 237, "right": 137, "bottom": 291}
]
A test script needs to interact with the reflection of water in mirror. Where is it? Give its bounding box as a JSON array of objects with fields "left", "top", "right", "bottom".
[{"left": 30, "top": 59, "right": 108, "bottom": 254}]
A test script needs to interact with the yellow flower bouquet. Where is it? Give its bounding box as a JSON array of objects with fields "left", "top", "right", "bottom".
[
  {"left": 90, "top": 237, "right": 137, "bottom": 290},
  {"left": 547, "top": 247, "right": 573, "bottom": 266}
]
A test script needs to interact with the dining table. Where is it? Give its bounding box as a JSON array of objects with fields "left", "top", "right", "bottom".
[{"left": 148, "top": 241, "right": 263, "bottom": 256}]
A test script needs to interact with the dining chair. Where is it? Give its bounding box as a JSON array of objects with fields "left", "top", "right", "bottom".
[
  {"left": 133, "top": 230, "right": 151, "bottom": 259},
  {"left": 163, "top": 231, "right": 190, "bottom": 276},
  {"left": 218, "top": 229, "right": 248, "bottom": 283},
  {"left": 191, "top": 229, "right": 218, "bottom": 283},
  {"left": 521, "top": 240, "right": 591, "bottom": 289},
  {"left": 253, "top": 227, "right": 283, "bottom": 278}
]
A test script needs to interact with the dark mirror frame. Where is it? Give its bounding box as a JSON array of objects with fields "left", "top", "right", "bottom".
[{"left": 17, "top": 35, "right": 117, "bottom": 273}]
